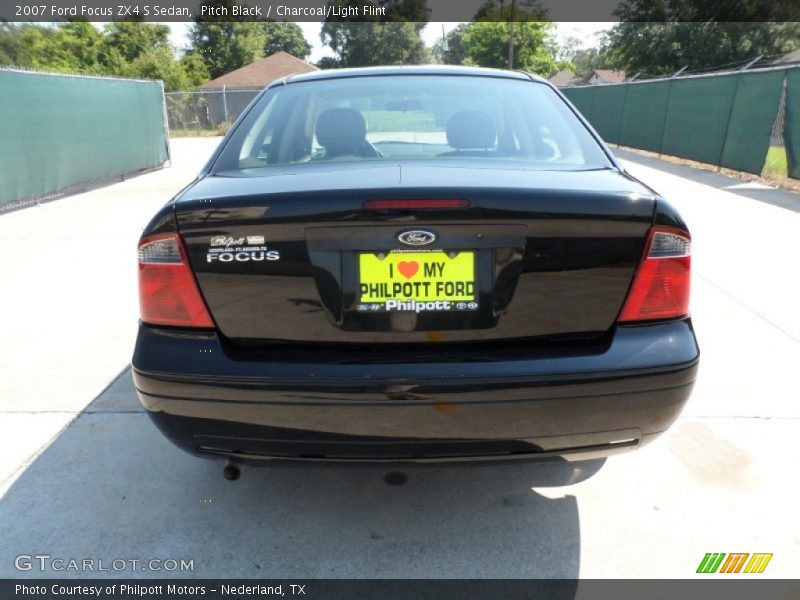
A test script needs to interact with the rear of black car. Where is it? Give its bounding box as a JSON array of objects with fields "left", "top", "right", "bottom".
[{"left": 132, "top": 67, "right": 698, "bottom": 463}]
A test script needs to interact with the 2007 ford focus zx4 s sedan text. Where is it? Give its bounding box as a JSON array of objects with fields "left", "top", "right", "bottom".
[{"left": 133, "top": 66, "right": 699, "bottom": 469}]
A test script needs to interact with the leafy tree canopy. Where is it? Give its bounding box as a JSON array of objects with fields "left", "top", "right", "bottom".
[
  {"left": 0, "top": 21, "right": 211, "bottom": 91},
  {"left": 263, "top": 21, "right": 311, "bottom": 59},
  {"left": 613, "top": 0, "right": 800, "bottom": 23},
  {"left": 103, "top": 22, "right": 171, "bottom": 62},
  {"left": 473, "top": 0, "right": 547, "bottom": 21},
  {"left": 121, "top": 47, "right": 192, "bottom": 90},
  {"left": 320, "top": 0, "right": 430, "bottom": 67},
  {"left": 320, "top": 22, "right": 430, "bottom": 67},
  {"left": 603, "top": 21, "right": 800, "bottom": 76},
  {"left": 556, "top": 35, "right": 613, "bottom": 80},
  {"left": 190, "top": 0, "right": 266, "bottom": 79},
  {"left": 461, "top": 21, "right": 557, "bottom": 76},
  {"left": 432, "top": 23, "right": 468, "bottom": 65},
  {"left": 0, "top": 23, "right": 23, "bottom": 65},
  {"left": 432, "top": 2, "right": 558, "bottom": 75},
  {"left": 316, "top": 56, "right": 340, "bottom": 70},
  {"left": 0, "top": 22, "right": 105, "bottom": 73},
  {"left": 179, "top": 52, "right": 212, "bottom": 87}
]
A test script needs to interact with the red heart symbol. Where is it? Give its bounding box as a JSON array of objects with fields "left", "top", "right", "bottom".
[{"left": 397, "top": 261, "right": 419, "bottom": 279}]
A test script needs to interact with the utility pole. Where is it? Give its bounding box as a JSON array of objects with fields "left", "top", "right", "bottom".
[
  {"left": 508, "top": 0, "right": 516, "bottom": 69},
  {"left": 441, "top": 24, "right": 449, "bottom": 64}
]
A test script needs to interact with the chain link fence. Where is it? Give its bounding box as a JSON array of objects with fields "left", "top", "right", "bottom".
[
  {"left": 770, "top": 80, "right": 786, "bottom": 147},
  {"left": 164, "top": 87, "right": 261, "bottom": 135}
]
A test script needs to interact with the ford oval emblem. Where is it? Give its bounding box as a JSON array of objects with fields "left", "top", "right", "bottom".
[{"left": 398, "top": 230, "right": 436, "bottom": 246}]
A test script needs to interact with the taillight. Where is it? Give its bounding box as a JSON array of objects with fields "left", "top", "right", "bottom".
[
  {"left": 138, "top": 233, "right": 214, "bottom": 328},
  {"left": 618, "top": 226, "right": 691, "bottom": 323},
  {"left": 364, "top": 198, "right": 470, "bottom": 210}
]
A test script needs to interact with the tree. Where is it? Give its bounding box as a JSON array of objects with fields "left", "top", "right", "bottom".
[
  {"left": 461, "top": 21, "right": 557, "bottom": 75},
  {"left": 190, "top": 0, "right": 265, "bottom": 79},
  {"left": 102, "top": 22, "right": 172, "bottom": 62},
  {"left": 379, "top": 0, "right": 430, "bottom": 21},
  {"left": 0, "top": 21, "right": 107, "bottom": 73},
  {"left": 100, "top": 23, "right": 210, "bottom": 89},
  {"left": 96, "top": 21, "right": 174, "bottom": 80},
  {"left": 432, "top": 1, "right": 557, "bottom": 73},
  {"left": 556, "top": 35, "right": 613, "bottom": 80},
  {"left": 569, "top": 47, "right": 613, "bottom": 80},
  {"left": 0, "top": 22, "right": 209, "bottom": 90},
  {"left": 432, "top": 24, "right": 468, "bottom": 65},
  {"left": 122, "top": 47, "right": 191, "bottom": 91},
  {"left": 179, "top": 52, "right": 211, "bottom": 87},
  {"left": 554, "top": 34, "right": 581, "bottom": 64},
  {"left": 321, "top": 22, "right": 430, "bottom": 67},
  {"left": 613, "top": 0, "right": 799, "bottom": 24},
  {"left": 50, "top": 21, "right": 103, "bottom": 73},
  {"left": 320, "top": 0, "right": 430, "bottom": 67},
  {"left": 603, "top": 3, "right": 800, "bottom": 77},
  {"left": 263, "top": 22, "right": 311, "bottom": 59},
  {"left": 316, "top": 56, "right": 340, "bottom": 70},
  {"left": 473, "top": 0, "right": 547, "bottom": 21},
  {"left": 0, "top": 23, "right": 24, "bottom": 65}
]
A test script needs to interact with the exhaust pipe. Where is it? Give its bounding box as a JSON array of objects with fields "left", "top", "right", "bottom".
[{"left": 223, "top": 460, "right": 242, "bottom": 481}]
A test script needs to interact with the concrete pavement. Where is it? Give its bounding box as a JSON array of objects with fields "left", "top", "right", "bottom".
[
  {"left": 0, "top": 140, "right": 798, "bottom": 578},
  {"left": 0, "top": 138, "right": 221, "bottom": 488}
]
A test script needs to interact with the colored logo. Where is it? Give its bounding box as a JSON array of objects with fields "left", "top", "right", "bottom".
[
  {"left": 398, "top": 230, "right": 436, "bottom": 246},
  {"left": 696, "top": 553, "right": 773, "bottom": 574}
]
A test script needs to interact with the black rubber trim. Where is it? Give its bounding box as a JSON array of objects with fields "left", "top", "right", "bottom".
[
  {"left": 195, "top": 439, "right": 639, "bottom": 464},
  {"left": 132, "top": 357, "right": 698, "bottom": 393},
  {"left": 134, "top": 378, "right": 695, "bottom": 409}
]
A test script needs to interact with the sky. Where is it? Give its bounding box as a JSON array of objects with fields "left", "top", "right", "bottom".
[{"left": 164, "top": 22, "right": 612, "bottom": 62}]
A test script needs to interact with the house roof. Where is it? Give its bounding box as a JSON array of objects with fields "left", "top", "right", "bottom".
[
  {"left": 591, "top": 69, "right": 626, "bottom": 84},
  {"left": 548, "top": 69, "right": 585, "bottom": 87},
  {"left": 198, "top": 52, "right": 318, "bottom": 89}
]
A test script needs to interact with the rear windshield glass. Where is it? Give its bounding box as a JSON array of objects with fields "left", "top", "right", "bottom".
[{"left": 212, "top": 75, "right": 611, "bottom": 173}]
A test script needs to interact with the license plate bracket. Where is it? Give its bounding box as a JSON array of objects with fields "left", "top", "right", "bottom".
[{"left": 357, "top": 250, "right": 478, "bottom": 313}]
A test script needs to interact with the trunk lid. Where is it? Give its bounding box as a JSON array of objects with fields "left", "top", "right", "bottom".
[{"left": 176, "top": 162, "right": 655, "bottom": 344}]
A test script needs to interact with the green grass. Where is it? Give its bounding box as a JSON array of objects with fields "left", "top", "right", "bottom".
[{"left": 762, "top": 146, "right": 789, "bottom": 179}]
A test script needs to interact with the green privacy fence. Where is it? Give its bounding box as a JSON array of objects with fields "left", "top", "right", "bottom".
[
  {"left": 561, "top": 67, "right": 798, "bottom": 177},
  {"left": 0, "top": 69, "right": 169, "bottom": 212},
  {"left": 786, "top": 69, "right": 800, "bottom": 179}
]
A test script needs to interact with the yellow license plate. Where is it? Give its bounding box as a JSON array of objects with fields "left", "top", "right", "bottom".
[{"left": 358, "top": 251, "right": 477, "bottom": 311}]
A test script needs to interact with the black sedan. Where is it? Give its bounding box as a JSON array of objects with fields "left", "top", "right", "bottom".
[{"left": 133, "top": 66, "right": 698, "bottom": 473}]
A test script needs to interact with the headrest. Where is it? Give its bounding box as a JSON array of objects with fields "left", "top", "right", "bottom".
[
  {"left": 315, "top": 108, "right": 367, "bottom": 150},
  {"left": 446, "top": 111, "right": 496, "bottom": 150}
]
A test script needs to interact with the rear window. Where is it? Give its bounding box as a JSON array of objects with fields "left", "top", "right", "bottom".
[{"left": 213, "top": 74, "right": 611, "bottom": 173}]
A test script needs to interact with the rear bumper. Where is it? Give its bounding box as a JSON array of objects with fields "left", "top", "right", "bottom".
[{"left": 132, "top": 320, "right": 699, "bottom": 463}]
